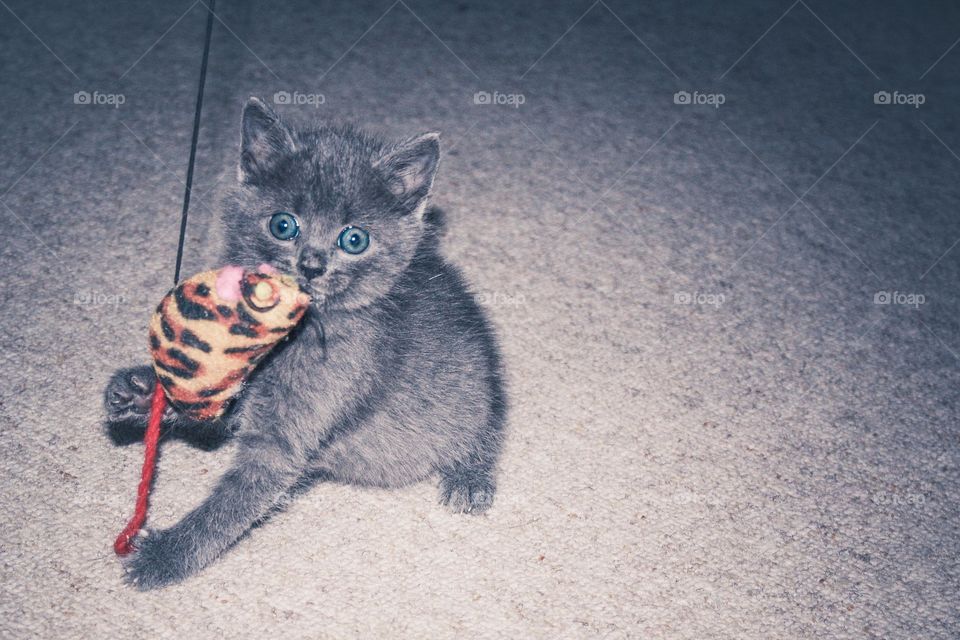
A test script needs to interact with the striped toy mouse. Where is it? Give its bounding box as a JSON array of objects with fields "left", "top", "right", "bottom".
[
  {"left": 113, "top": 265, "right": 309, "bottom": 555},
  {"left": 149, "top": 265, "right": 310, "bottom": 420}
]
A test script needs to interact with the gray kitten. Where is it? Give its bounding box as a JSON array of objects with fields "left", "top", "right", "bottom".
[{"left": 104, "top": 97, "right": 506, "bottom": 589}]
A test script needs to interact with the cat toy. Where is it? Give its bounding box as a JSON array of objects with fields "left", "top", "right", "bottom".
[
  {"left": 113, "top": 267, "right": 309, "bottom": 554},
  {"left": 113, "top": 0, "right": 310, "bottom": 555}
]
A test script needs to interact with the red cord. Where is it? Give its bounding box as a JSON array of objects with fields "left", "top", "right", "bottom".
[{"left": 114, "top": 380, "right": 166, "bottom": 556}]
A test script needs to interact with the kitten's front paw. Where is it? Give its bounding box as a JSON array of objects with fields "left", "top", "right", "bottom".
[
  {"left": 105, "top": 366, "right": 156, "bottom": 421},
  {"left": 104, "top": 366, "right": 178, "bottom": 444},
  {"left": 438, "top": 474, "right": 495, "bottom": 514},
  {"left": 122, "top": 529, "right": 193, "bottom": 590}
]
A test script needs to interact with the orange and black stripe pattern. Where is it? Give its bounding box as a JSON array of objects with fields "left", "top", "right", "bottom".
[{"left": 149, "top": 268, "right": 310, "bottom": 420}]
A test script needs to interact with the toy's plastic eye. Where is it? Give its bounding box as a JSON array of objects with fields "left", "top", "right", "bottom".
[
  {"left": 269, "top": 212, "right": 300, "bottom": 240},
  {"left": 337, "top": 226, "right": 370, "bottom": 254}
]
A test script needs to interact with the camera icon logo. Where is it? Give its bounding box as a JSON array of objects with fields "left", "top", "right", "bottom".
[
  {"left": 673, "top": 91, "right": 691, "bottom": 105},
  {"left": 473, "top": 91, "right": 492, "bottom": 105},
  {"left": 73, "top": 91, "right": 91, "bottom": 105},
  {"left": 874, "top": 91, "right": 891, "bottom": 105},
  {"left": 273, "top": 91, "right": 292, "bottom": 105},
  {"left": 874, "top": 291, "right": 891, "bottom": 304}
]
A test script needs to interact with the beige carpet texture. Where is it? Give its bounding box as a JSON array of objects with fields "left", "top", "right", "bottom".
[{"left": 1, "top": 0, "right": 959, "bottom": 637}]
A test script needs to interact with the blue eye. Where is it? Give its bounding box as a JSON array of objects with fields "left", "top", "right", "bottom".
[
  {"left": 337, "top": 226, "right": 370, "bottom": 254},
  {"left": 269, "top": 212, "right": 299, "bottom": 240}
]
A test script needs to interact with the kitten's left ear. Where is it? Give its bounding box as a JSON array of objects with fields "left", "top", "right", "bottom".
[{"left": 373, "top": 132, "right": 440, "bottom": 216}]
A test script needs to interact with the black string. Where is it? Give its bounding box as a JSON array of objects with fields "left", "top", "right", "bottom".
[{"left": 173, "top": 0, "right": 216, "bottom": 285}]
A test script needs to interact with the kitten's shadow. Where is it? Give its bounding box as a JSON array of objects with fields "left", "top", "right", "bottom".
[{"left": 105, "top": 418, "right": 232, "bottom": 451}]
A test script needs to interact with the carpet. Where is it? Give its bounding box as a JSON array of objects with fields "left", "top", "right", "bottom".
[{"left": 0, "top": 0, "right": 958, "bottom": 637}]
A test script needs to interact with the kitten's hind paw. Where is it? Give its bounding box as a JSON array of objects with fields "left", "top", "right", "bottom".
[{"left": 438, "top": 471, "right": 495, "bottom": 514}]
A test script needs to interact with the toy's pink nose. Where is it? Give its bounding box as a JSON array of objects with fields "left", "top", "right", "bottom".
[{"left": 214, "top": 265, "right": 244, "bottom": 301}]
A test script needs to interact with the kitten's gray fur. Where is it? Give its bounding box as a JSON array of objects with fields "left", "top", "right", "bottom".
[{"left": 104, "top": 97, "right": 506, "bottom": 590}]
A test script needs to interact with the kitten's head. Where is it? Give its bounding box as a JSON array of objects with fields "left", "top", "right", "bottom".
[{"left": 219, "top": 97, "right": 440, "bottom": 312}]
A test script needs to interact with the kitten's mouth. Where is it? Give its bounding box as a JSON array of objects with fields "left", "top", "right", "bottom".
[{"left": 297, "top": 279, "right": 338, "bottom": 308}]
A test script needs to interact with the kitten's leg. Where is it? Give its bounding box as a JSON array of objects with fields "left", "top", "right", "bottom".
[
  {"left": 438, "top": 451, "right": 498, "bottom": 514},
  {"left": 103, "top": 365, "right": 229, "bottom": 448},
  {"left": 123, "top": 428, "right": 304, "bottom": 589}
]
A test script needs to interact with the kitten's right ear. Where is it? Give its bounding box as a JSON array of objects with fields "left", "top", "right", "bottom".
[{"left": 238, "top": 97, "right": 296, "bottom": 183}]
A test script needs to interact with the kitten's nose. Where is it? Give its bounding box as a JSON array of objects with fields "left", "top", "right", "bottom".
[{"left": 298, "top": 249, "right": 326, "bottom": 280}]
